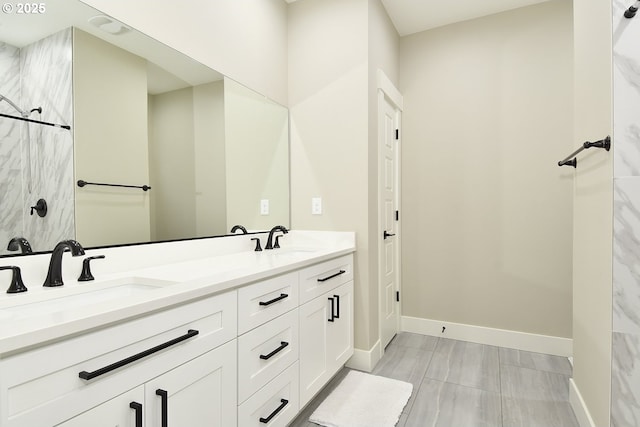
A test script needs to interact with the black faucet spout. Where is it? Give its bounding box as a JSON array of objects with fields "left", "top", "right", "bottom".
[
  {"left": 7, "top": 237, "right": 33, "bottom": 254},
  {"left": 230, "top": 225, "right": 248, "bottom": 234},
  {"left": 265, "top": 225, "right": 288, "bottom": 250},
  {"left": 43, "top": 240, "right": 85, "bottom": 287}
]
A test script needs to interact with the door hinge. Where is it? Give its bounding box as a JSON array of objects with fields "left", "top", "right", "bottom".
[
  {"left": 395, "top": 210, "right": 399, "bottom": 221},
  {"left": 396, "top": 291, "right": 400, "bottom": 302},
  {"left": 395, "top": 129, "right": 399, "bottom": 140}
]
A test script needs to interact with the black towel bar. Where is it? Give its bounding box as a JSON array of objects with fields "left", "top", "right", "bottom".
[
  {"left": 0, "top": 112, "right": 70, "bottom": 130},
  {"left": 558, "top": 136, "right": 611, "bottom": 168},
  {"left": 77, "top": 180, "right": 151, "bottom": 191}
]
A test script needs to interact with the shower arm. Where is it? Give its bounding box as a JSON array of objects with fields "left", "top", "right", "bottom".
[{"left": 0, "top": 95, "right": 28, "bottom": 117}]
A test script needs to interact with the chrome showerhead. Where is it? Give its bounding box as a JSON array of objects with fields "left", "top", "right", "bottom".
[{"left": 0, "top": 94, "right": 28, "bottom": 117}]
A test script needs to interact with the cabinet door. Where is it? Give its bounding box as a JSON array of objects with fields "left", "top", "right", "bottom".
[
  {"left": 298, "top": 293, "right": 331, "bottom": 407},
  {"left": 145, "top": 340, "right": 237, "bottom": 427},
  {"left": 327, "top": 281, "right": 354, "bottom": 369},
  {"left": 55, "top": 386, "right": 145, "bottom": 427}
]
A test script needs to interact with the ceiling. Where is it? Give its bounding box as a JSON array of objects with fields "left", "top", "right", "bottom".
[
  {"left": 0, "top": 0, "right": 222, "bottom": 93},
  {"left": 381, "top": 0, "right": 553, "bottom": 36},
  {"left": 286, "top": 0, "right": 554, "bottom": 36}
]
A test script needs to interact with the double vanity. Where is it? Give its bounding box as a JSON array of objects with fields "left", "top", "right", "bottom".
[{"left": 0, "top": 230, "right": 355, "bottom": 426}]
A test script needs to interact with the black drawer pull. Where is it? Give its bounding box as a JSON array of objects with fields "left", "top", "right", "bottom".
[
  {"left": 328, "top": 297, "right": 335, "bottom": 322},
  {"left": 79, "top": 329, "right": 199, "bottom": 380},
  {"left": 156, "top": 389, "right": 168, "bottom": 427},
  {"left": 260, "top": 341, "right": 289, "bottom": 360},
  {"left": 317, "top": 269, "right": 346, "bottom": 282},
  {"left": 259, "top": 399, "right": 289, "bottom": 423},
  {"left": 334, "top": 294, "right": 340, "bottom": 319},
  {"left": 259, "top": 293, "right": 289, "bottom": 306},
  {"left": 130, "top": 402, "right": 143, "bottom": 427}
]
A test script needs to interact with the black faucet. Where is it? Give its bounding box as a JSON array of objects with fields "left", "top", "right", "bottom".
[
  {"left": 0, "top": 265, "right": 27, "bottom": 293},
  {"left": 265, "top": 225, "right": 288, "bottom": 250},
  {"left": 43, "top": 240, "right": 85, "bottom": 287},
  {"left": 230, "top": 225, "right": 248, "bottom": 234},
  {"left": 7, "top": 237, "right": 33, "bottom": 254}
]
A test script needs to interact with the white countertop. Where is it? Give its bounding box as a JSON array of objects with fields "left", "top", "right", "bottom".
[{"left": 0, "top": 231, "right": 355, "bottom": 356}]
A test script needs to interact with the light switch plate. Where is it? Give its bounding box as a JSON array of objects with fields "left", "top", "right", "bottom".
[
  {"left": 260, "top": 199, "right": 269, "bottom": 215},
  {"left": 312, "top": 197, "right": 322, "bottom": 215}
]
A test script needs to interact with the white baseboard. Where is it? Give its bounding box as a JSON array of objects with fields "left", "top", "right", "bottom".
[
  {"left": 346, "top": 339, "right": 382, "bottom": 372},
  {"left": 570, "top": 379, "right": 597, "bottom": 427},
  {"left": 401, "top": 316, "right": 572, "bottom": 357}
]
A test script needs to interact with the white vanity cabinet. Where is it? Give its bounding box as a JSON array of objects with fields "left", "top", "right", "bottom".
[
  {"left": 0, "top": 249, "right": 355, "bottom": 427},
  {"left": 237, "top": 272, "right": 300, "bottom": 426},
  {"left": 0, "top": 290, "right": 237, "bottom": 427},
  {"left": 236, "top": 254, "right": 354, "bottom": 425},
  {"left": 56, "top": 341, "right": 237, "bottom": 427},
  {"left": 298, "top": 256, "right": 354, "bottom": 407}
]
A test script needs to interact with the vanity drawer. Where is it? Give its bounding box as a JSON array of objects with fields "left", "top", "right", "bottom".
[
  {"left": 238, "top": 361, "right": 299, "bottom": 427},
  {"left": 238, "top": 308, "right": 298, "bottom": 403},
  {"left": 238, "top": 271, "right": 298, "bottom": 335},
  {"left": 0, "top": 290, "right": 237, "bottom": 427},
  {"left": 298, "top": 254, "right": 353, "bottom": 304}
]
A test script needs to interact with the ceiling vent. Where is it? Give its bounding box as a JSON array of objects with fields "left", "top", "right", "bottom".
[{"left": 88, "top": 15, "right": 131, "bottom": 36}]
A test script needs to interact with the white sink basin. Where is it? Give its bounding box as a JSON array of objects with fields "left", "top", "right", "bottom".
[
  {"left": 269, "top": 248, "right": 319, "bottom": 257},
  {"left": 0, "top": 277, "right": 176, "bottom": 321}
]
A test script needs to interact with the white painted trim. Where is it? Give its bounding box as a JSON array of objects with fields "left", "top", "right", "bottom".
[
  {"left": 401, "top": 316, "right": 572, "bottom": 357},
  {"left": 376, "top": 69, "right": 403, "bottom": 111},
  {"left": 570, "top": 379, "right": 597, "bottom": 427},
  {"left": 346, "top": 340, "right": 382, "bottom": 372}
]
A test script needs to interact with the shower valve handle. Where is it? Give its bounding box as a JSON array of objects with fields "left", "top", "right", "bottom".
[{"left": 30, "top": 199, "right": 48, "bottom": 217}]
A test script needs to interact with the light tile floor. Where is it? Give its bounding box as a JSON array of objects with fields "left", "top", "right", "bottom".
[{"left": 289, "top": 332, "right": 579, "bottom": 427}]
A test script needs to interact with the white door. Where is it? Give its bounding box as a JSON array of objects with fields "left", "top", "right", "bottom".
[{"left": 379, "top": 91, "right": 401, "bottom": 350}]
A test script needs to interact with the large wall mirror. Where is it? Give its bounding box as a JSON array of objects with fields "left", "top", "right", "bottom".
[{"left": 0, "top": 0, "right": 290, "bottom": 256}]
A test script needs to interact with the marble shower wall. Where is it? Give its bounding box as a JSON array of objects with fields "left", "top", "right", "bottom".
[
  {"left": 0, "top": 28, "right": 74, "bottom": 256},
  {"left": 0, "top": 42, "right": 23, "bottom": 255},
  {"left": 612, "top": 1, "right": 640, "bottom": 426}
]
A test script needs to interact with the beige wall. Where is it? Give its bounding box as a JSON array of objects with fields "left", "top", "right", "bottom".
[
  {"left": 288, "top": 0, "right": 399, "bottom": 351},
  {"left": 224, "top": 78, "right": 289, "bottom": 231},
  {"left": 79, "top": 0, "right": 288, "bottom": 105},
  {"left": 74, "top": 29, "right": 151, "bottom": 247},
  {"left": 148, "top": 87, "right": 196, "bottom": 241},
  {"left": 572, "top": 0, "right": 613, "bottom": 424},
  {"left": 149, "top": 82, "right": 228, "bottom": 240},
  {"left": 193, "top": 81, "right": 227, "bottom": 236},
  {"left": 399, "top": 1, "right": 574, "bottom": 338},
  {"left": 288, "top": 0, "right": 371, "bottom": 349}
]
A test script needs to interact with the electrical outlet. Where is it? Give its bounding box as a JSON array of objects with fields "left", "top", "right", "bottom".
[
  {"left": 260, "top": 199, "right": 269, "bottom": 215},
  {"left": 312, "top": 197, "right": 322, "bottom": 215}
]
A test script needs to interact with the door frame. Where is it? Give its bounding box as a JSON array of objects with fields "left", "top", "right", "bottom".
[{"left": 376, "top": 70, "right": 403, "bottom": 358}]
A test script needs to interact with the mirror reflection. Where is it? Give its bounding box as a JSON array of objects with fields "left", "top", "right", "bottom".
[{"left": 0, "top": 0, "right": 290, "bottom": 256}]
